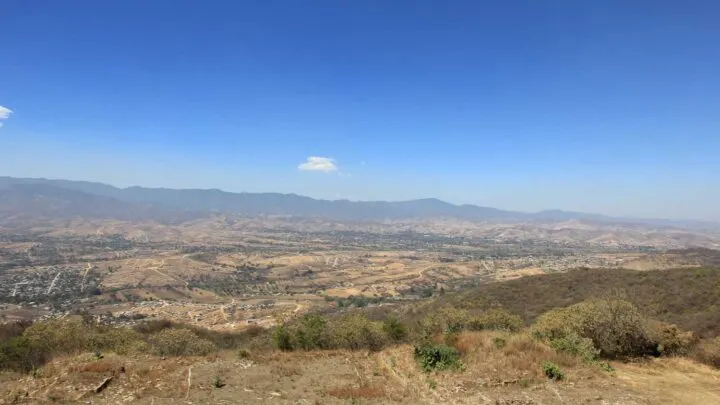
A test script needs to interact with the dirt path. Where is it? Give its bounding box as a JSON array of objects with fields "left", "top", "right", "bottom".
[
  {"left": 148, "top": 259, "right": 189, "bottom": 288},
  {"left": 615, "top": 358, "right": 720, "bottom": 404},
  {"left": 80, "top": 263, "right": 92, "bottom": 292}
]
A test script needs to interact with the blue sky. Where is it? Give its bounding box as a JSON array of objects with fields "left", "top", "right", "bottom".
[{"left": 1, "top": 1, "right": 719, "bottom": 220}]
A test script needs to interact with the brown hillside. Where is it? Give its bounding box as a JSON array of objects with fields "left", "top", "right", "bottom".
[{"left": 453, "top": 267, "right": 720, "bottom": 338}]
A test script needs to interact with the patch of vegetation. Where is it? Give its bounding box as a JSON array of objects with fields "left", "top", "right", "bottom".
[
  {"left": 272, "top": 325, "right": 294, "bottom": 351},
  {"left": 597, "top": 361, "right": 615, "bottom": 373},
  {"left": 492, "top": 336, "right": 507, "bottom": 349},
  {"left": 324, "top": 295, "right": 386, "bottom": 308},
  {"left": 468, "top": 309, "right": 523, "bottom": 332},
  {"left": 0, "top": 318, "right": 266, "bottom": 372},
  {"left": 414, "top": 344, "right": 464, "bottom": 372},
  {"left": 326, "top": 313, "right": 388, "bottom": 351},
  {"left": 382, "top": 317, "right": 408, "bottom": 342},
  {"left": 148, "top": 328, "right": 216, "bottom": 356},
  {"left": 541, "top": 361, "right": 564, "bottom": 381},
  {"left": 293, "top": 314, "right": 328, "bottom": 350},
  {"left": 417, "top": 307, "right": 523, "bottom": 340},
  {"left": 271, "top": 312, "right": 395, "bottom": 352},
  {"left": 451, "top": 267, "right": 720, "bottom": 338},
  {"left": 548, "top": 332, "right": 599, "bottom": 362},
  {"left": 212, "top": 375, "right": 225, "bottom": 388},
  {"left": 532, "top": 298, "right": 651, "bottom": 358},
  {"left": 646, "top": 320, "right": 698, "bottom": 356}
]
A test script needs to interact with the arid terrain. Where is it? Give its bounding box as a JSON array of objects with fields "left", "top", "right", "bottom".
[
  {"left": 2, "top": 213, "right": 719, "bottom": 330},
  {"left": 2, "top": 180, "right": 720, "bottom": 404}
]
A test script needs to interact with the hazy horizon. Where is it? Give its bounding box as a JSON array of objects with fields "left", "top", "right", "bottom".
[
  {"left": 2, "top": 1, "right": 719, "bottom": 221},
  {"left": 2, "top": 174, "right": 718, "bottom": 224}
]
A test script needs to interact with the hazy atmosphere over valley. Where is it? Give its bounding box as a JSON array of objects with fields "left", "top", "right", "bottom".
[{"left": 1, "top": 1, "right": 720, "bottom": 404}]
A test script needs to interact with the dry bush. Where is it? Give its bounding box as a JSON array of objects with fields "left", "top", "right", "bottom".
[
  {"left": 272, "top": 312, "right": 390, "bottom": 352},
  {"left": 532, "top": 299, "right": 651, "bottom": 358},
  {"left": 135, "top": 319, "right": 264, "bottom": 350},
  {"left": 23, "top": 319, "right": 92, "bottom": 355},
  {"left": 419, "top": 307, "right": 470, "bottom": 337},
  {"left": 148, "top": 328, "right": 217, "bottom": 356},
  {"left": 244, "top": 324, "right": 264, "bottom": 338},
  {"left": 93, "top": 327, "right": 149, "bottom": 355},
  {"left": 327, "top": 384, "right": 386, "bottom": 399},
  {"left": 468, "top": 309, "right": 523, "bottom": 332},
  {"left": 646, "top": 320, "right": 698, "bottom": 356},
  {"left": 24, "top": 319, "right": 149, "bottom": 356},
  {"left": 187, "top": 323, "right": 265, "bottom": 350},
  {"left": 2, "top": 319, "right": 149, "bottom": 372},
  {"left": 326, "top": 313, "right": 388, "bottom": 351}
]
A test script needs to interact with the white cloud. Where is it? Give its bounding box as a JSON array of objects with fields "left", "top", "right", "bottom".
[
  {"left": 298, "top": 156, "right": 338, "bottom": 172},
  {"left": 0, "top": 105, "right": 12, "bottom": 128}
]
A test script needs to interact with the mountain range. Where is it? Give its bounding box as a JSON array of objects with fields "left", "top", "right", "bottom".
[{"left": 0, "top": 176, "right": 716, "bottom": 230}]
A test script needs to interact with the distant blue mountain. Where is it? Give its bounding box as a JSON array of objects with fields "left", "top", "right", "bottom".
[{"left": 0, "top": 176, "right": 716, "bottom": 229}]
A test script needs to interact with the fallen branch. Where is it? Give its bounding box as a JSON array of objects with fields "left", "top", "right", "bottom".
[{"left": 94, "top": 377, "right": 113, "bottom": 393}]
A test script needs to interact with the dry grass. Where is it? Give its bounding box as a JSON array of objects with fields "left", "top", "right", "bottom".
[
  {"left": 272, "top": 363, "right": 302, "bottom": 377},
  {"left": 327, "top": 383, "right": 386, "bottom": 399},
  {"left": 451, "top": 331, "right": 586, "bottom": 382},
  {"left": 692, "top": 338, "right": 720, "bottom": 368},
  {"left": 69, "top": 358, "right": 122, "bottom": 374},
  {"left": 615, "top": 357, "right": 720, "bottom": 404}
]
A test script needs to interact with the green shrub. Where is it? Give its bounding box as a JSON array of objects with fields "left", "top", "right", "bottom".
[
  {"left": 327, "top": 313, "right": 387, "bottom": 351},
  {"left": 149, "top": 328, "right": 216, "bottom": 356},
  {"left": 23, "top": 319, "right": 91, "bottom": 355},
  {"left": 272, "top": 325, "right": 293, "bottom": 351},
  {"left": 91, "top": 326, "right": 148, "bottom": 355},
  {"left": 533, "top": 299, "right": 651, "bottom": 358},
  {"left": 414, "top": 344, "right": 464, "bottom": 372},
  {"left": 420, "top": 307, "right": 470, "bottom": 339},
  {"left": 271, "top": 313, "right": 391, "bottom": 352},
  {"left": 294, "top": 314, "right": 328, "bottom": 350},
  {"left": 383, "top": 317, "right": 408, "bottom": 342},
  {"left": 492, "top": 337, "right": 507, "bottom": 349},
  {"left": 597, "top": 361, "right": 615, "bottom": 373},
  {"left": 548, "top": 332, "right": 599, "bottom": 362},
  {"left": 541, "top": 361, "right": 564, "bottom": 380},
  {"left": 468, "top": 309, "right": 523, "bottom": 332},
  {"left": 0, "top": 336, "right": 46, "bottom": 372}
]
